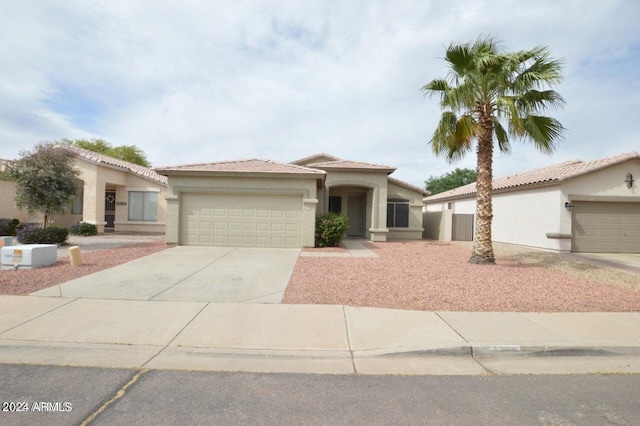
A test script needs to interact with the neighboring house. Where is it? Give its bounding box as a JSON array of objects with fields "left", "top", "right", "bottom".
[
  {"left": 423, "top": 152, "right": 640, "bottom": 253},
  {"left": 1, "top": 147, "right": 168, "bottom": 234},
  {"left": 155, "top": 153, "right": 428, "bottom": 248}
]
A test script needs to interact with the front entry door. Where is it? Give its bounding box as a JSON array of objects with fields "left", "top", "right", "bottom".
[
  {"left": 105, "top": 190, "right": 116, "bottom": 232},
  {"left": 347, "top": 194, "right": 366, "bottom": 237}
]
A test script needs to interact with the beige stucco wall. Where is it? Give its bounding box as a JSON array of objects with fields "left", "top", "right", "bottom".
[
  {"left": 423, "top": 159, "right": 640, "bottom": 251},
  {"left": 0, "top": 181, "right": 29, "bottom": 223},
  {"left": 387, "top": 181, "right": 424, "bottom": 240},
  {"left": 163, "top": 174, "right": 319, "bottom": 247},
  {"left": 75, "top": 159, "right": 167, "bottom": 233},
  {"left": 1, "top": 158, "right": 167, "bottom": 233},
  {"left": 322, "top": 170, "right": 389, "bottom": 241},
  {"left": 562, "top": 159, "right": 640, "bottom": 198}
]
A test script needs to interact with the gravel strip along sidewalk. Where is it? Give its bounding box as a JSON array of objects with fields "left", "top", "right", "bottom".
[{"left": 284, "top": 241, "right": 640, "bottom": 312}]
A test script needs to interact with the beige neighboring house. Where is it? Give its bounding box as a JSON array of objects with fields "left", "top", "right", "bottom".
[
  {"left": 1, "top": 147, "right": 168, "bottom": 234},
  {"left": 423, "top": 152, "right": 640, "bottom": 253},
  {"left": 155, "top": 153, "right": 428, "bottom": 248}
]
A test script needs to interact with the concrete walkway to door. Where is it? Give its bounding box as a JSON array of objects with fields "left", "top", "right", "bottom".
[{"left": 33, "top": 247, "right": 300, "bottom": 303}]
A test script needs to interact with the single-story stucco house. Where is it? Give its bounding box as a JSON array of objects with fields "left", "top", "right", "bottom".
[
  {"left": 423, "top": 151, "right": 640, "bottom": 253},
  {"left": 155, "top": 153, "right": 429, "bottom": 248},
  {"left": 1, "top": 146, "right": 168, "bottom": 233}
]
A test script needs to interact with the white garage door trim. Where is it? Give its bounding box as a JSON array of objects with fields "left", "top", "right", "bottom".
[
  {"left": 180, "top": 193, "right": 304, "bottom": 248},
  {"left": 572, "top": 201, "right": 640, "bottom": 253}
]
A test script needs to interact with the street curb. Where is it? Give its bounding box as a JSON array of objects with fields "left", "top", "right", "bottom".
[{"left": 471, "top": 345, "right": 640, "bottom": 358}]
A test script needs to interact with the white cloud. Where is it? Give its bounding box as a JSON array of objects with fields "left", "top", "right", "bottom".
[{"left": 1, "top": 0, "right": 639, "bottom": 187}]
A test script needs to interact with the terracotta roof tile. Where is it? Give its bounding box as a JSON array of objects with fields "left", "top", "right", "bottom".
[
  {"left": 388, "top": 176, "right": 430, "bottom": 196},
  {"left": 62, "top": 146, "right": 168, "bottom": 185},
  {"left": 155, "top": 158, "right": 326, "bottom": 175},
  {"left": 309, "top": 159, "right": 396, "bottom": 172},
  {"left": 290, "top": 153, "right": 341, "bottom": 165},
  {"left": 424, "top": 151, "right": 640, "bottom": 202}
]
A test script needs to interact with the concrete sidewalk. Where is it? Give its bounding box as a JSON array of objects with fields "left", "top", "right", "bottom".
[{"left": 1, "top": 295, "right": 639, "bottom": 375}]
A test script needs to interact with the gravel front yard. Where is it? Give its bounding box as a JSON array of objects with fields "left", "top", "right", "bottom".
[
  {"left": 0, "top": 234, "right": 169, "bottom": 295},
  {"left": 284, "top": 241, "right": 640, "bottom": 312},
  {"left": 1, "top": 236, "right": 638, "bottom": 312}
]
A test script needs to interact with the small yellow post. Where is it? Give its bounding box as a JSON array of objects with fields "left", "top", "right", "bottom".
[{"left": 69, "top": 246, "right": 82, "bottom": 267}]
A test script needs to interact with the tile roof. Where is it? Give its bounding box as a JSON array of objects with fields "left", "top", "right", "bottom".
[
  {"left": 154, "top": 158, "right": 326, "bottom": 176},
  {"left": 308, "top": 159, "right": 396, "bottom": 173},
  {"left": 289, "top": 153, "right": 341, "bottom": 165},
  {"left": 62, "top": 146, "right": 168, "bottom": 185},
  {"left": 388, "top": 176, "right": 430, "bottom": 196},
  {"left": 424, "top": 151, "right": 640, "bottom": 202}
]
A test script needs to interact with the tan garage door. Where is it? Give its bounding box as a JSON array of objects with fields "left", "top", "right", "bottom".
[
  {"left": 181, "top": 193, "right": 303, "bottom": 247},
  {"left": 572, "top": 202, "right": 640, "bottom": 253}
]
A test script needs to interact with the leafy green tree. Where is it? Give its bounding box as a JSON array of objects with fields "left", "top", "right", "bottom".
[
  {"left": 425, "top": 168, "right": 477, "bottom": 195},
  {"left": 2, "top": 143, "right": 80, "bottom": 228},
  {"left": 422, "top": 37, "right": 565, "bottom": 264},
  {"left": 61, "top": 138, "right": 151, "bottom": 167}
]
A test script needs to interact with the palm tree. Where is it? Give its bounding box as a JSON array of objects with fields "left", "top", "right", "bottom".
[{"left": 422, "top": 37, "right": 565, "bottom": 264}]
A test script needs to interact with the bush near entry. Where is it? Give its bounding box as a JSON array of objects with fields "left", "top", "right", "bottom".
[
  {"left": 16, "top": 224, "right": 69, "bottom": 245},
  {"left": 315, "top": 213, "right": 350, "bottom": 247},
  {"left": 70, "top": 222, "right": 98, "bottom": 236},
  {"left": 0, "top": 218, "right": 20, "bottom": 236}
]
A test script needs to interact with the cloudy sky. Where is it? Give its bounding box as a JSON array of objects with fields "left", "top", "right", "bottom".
[{"left": 1, "top": 0, "right": 638, "bottom": 187}]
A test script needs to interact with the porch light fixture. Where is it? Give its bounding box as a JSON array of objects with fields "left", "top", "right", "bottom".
[
  {"left": 564, "top": 201, "right": 575, "bottom": 211},
  {"left": 624, "top": 172, "right": 634, "bottom": 189}
]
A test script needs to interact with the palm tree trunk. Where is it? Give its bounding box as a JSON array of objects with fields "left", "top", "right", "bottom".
[{"left": 469, "top": 118, "right": 496, "bottom": 265}]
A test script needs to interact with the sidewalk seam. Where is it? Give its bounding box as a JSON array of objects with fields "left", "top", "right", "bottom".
[
  {"left": 141, "top": 302, "right": 211, "bottom": 368},
  {"left": 342, "top": 306, "right": 357, "bottom": 374},
  {"left": 148, "top": 248, "right": 240, "bottom": 300},
  {"left": 0, "top": 297, "right": 78, "bottom": 335},
  {"left": 434, "top": 312, "right": 496, "bottom": 375}
]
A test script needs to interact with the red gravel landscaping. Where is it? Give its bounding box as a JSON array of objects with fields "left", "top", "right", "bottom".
[{"left": 283, "top": 240, "right": 640, "bottom": 312}]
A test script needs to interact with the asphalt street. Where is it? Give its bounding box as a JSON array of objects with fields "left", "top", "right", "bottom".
[{"left": 2, "top": 364, "right": 639, "bottom": 425}]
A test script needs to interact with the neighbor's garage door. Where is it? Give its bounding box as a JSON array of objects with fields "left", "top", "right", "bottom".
[
  {"left": 181, "top": 193, "right": 303, "bottom": 247},
  {"left": 572, "top": 202, "right": 640, "bottom": 253}
]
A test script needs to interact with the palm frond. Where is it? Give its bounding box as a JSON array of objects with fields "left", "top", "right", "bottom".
[
  {"left": 430, "top": 112, "right": 476, "bottom": 163},
  {"left": 494, "top": 121, "right": 511, "bottom": 154},
  {"left": 516, "top": 90, "right": 566, "bottom": 113},
  {"left": 521, "top": 115, "right": 565, "bottom": 153}
]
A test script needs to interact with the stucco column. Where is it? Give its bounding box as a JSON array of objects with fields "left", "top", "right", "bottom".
[
  {"left": 164, "top": 195, "right": 180, "bottom": 244},
  {"left": 302, "top": 198, "right": 318, "bottom": 247},
  {"left": 83, "top": 179, "right": 106, "bottom": 233},
  {"left": 368, "top": 184, "right": 389, "bottom": 242}
]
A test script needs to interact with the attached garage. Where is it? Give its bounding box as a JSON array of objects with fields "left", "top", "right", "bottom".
[
  {"left": 572, "top": 202, "right": 640, "bottom": 253},
  {"left": 180, "top": 193, "right": 303, "bottom": 247},
  {"left": 155, "top": 158, "right": 325, "bottom": 248},
  {"left": 423, "top": 151, "right": 640, "bottom": 253}
]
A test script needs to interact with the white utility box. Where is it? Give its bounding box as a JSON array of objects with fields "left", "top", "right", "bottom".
[
  {"left": 1, "top": 244, "right": 57, "bottom": 270},
  {"left": 0, "top": 236, "right": 12, "bottom": 248}
]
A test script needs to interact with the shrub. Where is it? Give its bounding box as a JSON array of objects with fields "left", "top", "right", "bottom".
[
  {"left": 70, "top": 222, "right": 98, "bottom": 236},
  {"left": 315, "top": 213, "right": 350, "bottom": 247},
  {"left": 16, "top": 224, "right": 69, "bottom": 245},
  {"left": 0, "top": 218, "right": 20, "bottom": 236}
]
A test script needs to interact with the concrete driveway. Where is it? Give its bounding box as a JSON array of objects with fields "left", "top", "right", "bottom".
[{"left": 33, "top": 246, "right": 300, "bottom": 303}]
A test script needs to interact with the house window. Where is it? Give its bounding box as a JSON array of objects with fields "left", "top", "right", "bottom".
[
  {"left": 387, "top": 198, "right": 409, "bottom": 228},
  {"left": 328, "top": 196, "right": 342, "bottom": 213},
  {"left": 128, "top": 191, "right": 158, "bottom": 221},
  {"left": 71, "top": 187, "right": 83, "bottom": 214}
]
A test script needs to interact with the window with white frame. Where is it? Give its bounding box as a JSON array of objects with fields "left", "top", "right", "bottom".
[
  {"left": 386, "top": 198, "right": 409, "bottom": 228},
  {"left": 128, "top": 191, "right": 158, "bottom": 221}
]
